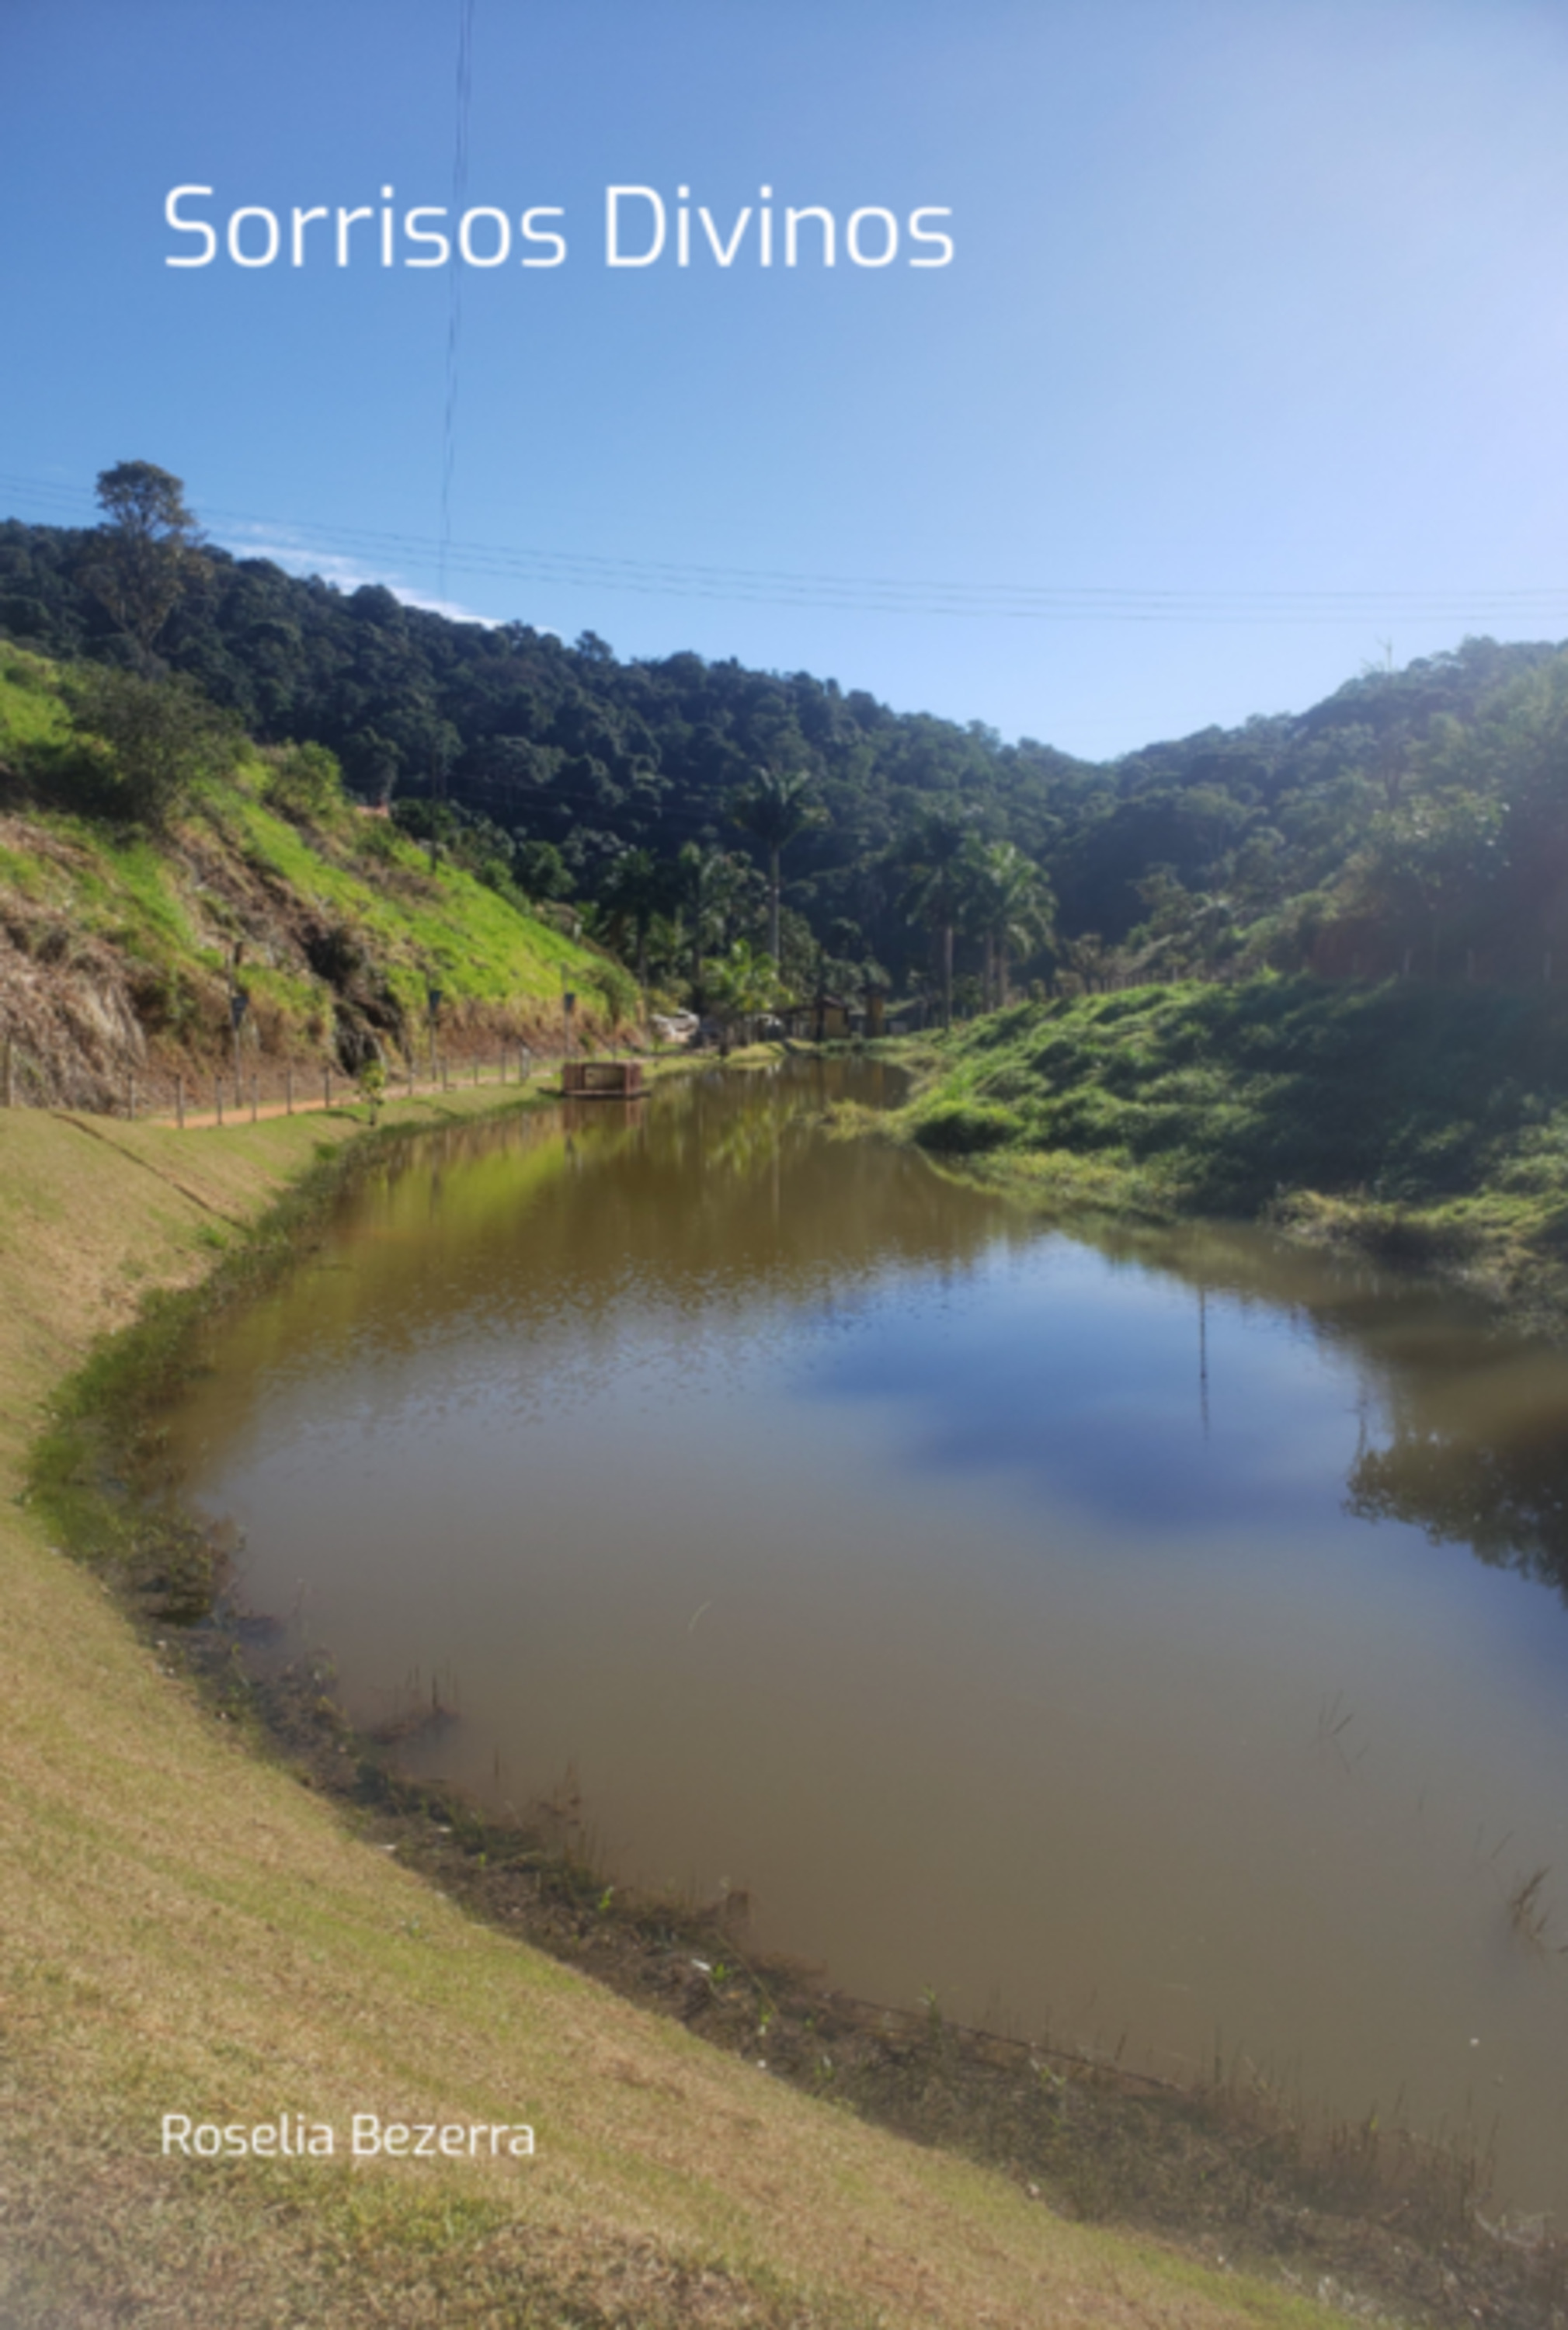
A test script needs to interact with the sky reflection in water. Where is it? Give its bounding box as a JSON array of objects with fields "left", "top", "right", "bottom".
[{"left": 169, "top": 1063, "right": 1568, "bottom": 2212}]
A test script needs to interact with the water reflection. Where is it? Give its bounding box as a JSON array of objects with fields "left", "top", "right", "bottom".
[
  {"left": 167, "top": 1059, "right": 1568, "bottom": 2213},
  {"left": 1349, "top": 1419, "right": 1568, "bottom": 1600},
  {"left": 942, "top": 1205, "right": 1568, "bottom": 1594}
]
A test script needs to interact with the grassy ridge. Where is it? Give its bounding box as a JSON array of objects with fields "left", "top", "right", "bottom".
[{"left": 897, "top": 976, "right": 1568, "bottom": 1317}]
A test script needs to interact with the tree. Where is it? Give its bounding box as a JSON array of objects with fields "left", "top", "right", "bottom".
[
  {"left": 1356, "top": 791, "right": 1504, "bottom": 975},
  {"left": 514, "top": 837, "right": 575, "bottom": 902},
  {"left": 730, "top": 767, "right": 824, "bottom": 962},
  {"left": 80, "top": 461, "right": 205, "bottom": 665},
  {"left": 595, "top": 847, "right": 671, "bottom": 990},
  {"left": 262, "top": 739, "right": 344, "bottom": 822},
  {"left": 964, "top": 840, "right": 1055, "bottom": 1008},
  {"left": 1125, "top": 866, "right": 1234, "bottom": 980},
  {"left": 676, "top": 842, "right": 747, "bottom": 1012},
  {"left": 896, "top": 808, "right": 975, "bottom": 1030},
  {"left": 65, "top": 665, "right": 242, "bottom": 829},
  {"left": 704, "top": 937, "right": 783, "bottom": 1042},
  {"left": 584, "top": 955, "right": 639, "bottom": 1025}
]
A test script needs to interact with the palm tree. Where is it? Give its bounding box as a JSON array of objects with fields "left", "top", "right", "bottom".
[
  {"left": 1060, "top": 930, "right": 1111, "bottom": 995},
  {"left": 970, "top": 840, "right": 1055, "bottom": 1008},
  {"left": 730, "top": 768, "right": 823, "bottom": 964},
  {"left": 704, "top": 937, "right": 784, "bottom": 1047},
  {"left": 676, "top": 842, "right": 746, "bottom": 1013},
  {"left": 596, "top": 847, "right": 668, "bottom": 991},
  {"left": 896, "top": 809, "right": 974, "bottom": 1031}
]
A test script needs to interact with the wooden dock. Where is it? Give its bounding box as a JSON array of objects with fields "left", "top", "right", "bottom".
[{"left": 561, "top": 1060, "right": 645, "bottom": 1098}]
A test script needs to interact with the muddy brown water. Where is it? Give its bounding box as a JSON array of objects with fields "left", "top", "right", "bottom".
[{"left": 167, "top": 1059, "right": 1568, "bottom": 2215}]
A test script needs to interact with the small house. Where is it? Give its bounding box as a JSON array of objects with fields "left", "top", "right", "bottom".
[{"left": 781, "top": 992, "right": 853, "bottom": 1043}]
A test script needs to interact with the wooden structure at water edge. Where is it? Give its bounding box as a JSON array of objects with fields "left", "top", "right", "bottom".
[{"left": 561, "top": 1059, "right": 645, "bottom": 1099}]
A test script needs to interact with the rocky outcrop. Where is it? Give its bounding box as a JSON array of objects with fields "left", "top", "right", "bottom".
[
  {"left": 0, "top": 805, "right": 602, "bottom": 1111},
  {"left": 0, "top": 843, "right": 157, "bottom": 1108}
]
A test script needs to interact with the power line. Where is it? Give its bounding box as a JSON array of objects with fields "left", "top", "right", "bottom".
[
  {"left": 6, "top": 467, "right": 1568, "bottom": 628},
  {"left": 187, "top": 516, "right": 1568, "bottom": 625},
  {"left": 204, "top": 500, "right": 1568, "bottom": 620},
  {"left": 208, "top": 514, "right": 1568, "bottom": 624}
]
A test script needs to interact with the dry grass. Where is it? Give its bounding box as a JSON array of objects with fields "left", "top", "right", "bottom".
[
  {"left": 1507, "top": 1866, "right": 1556, "bottom": 1950},
  {"left": 0, "top": 1086, "right": 1349, "bottom": 2328}
]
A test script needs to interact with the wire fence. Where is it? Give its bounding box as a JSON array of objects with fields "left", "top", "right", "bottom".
[{"left": 0, "top": 1040, "right": 577, "bottom": 1128}]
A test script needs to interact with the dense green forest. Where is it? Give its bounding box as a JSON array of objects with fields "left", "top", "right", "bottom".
[{"left": 5, "top": 468, "right": 1568, "bottom": 1011}]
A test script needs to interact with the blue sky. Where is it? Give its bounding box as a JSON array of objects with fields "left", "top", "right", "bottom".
[{"left": 5, "top": 0, "right": 1568, "bottom": 757}]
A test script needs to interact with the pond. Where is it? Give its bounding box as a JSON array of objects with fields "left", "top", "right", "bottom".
[{"left": 167, "top": 1058, "right": 1568, "bottom": 2215}]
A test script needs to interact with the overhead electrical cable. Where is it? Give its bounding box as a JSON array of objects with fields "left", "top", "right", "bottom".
[{"left": 5, "top": 468, "right": 1568, "bottom": 628}]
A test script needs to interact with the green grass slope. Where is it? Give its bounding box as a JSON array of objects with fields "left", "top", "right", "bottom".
[
  {"left": 898, "top": 976, "right": 1568, "bottom": 1319},
  {"left": 0, "top": 644, "right": 608, "bottom": 1103}
]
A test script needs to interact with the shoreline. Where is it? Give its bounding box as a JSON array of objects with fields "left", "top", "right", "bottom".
[
  {"left": 835, "top": 990, "right": 1568, "bottom": 1344},
  {"left": 3, "top": 1069, "right": 1559, "bottom": 2327}
]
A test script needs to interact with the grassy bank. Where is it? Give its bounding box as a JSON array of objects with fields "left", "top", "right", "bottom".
[
  {"left": 0, "top": 1080, "right": 1359, "bottom": 2329},
  {"left": 0, "top": 642, "right": 614, "bottom": 1109},
  {"left": 891, "top": 976, "right": 1568, "bottom": 1327}
]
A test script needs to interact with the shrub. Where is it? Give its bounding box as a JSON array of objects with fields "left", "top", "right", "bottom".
[
  {"left": 63, "top": 666, "right": 241, "bottom": 829},
  {"left": 910, "top": 1099, "right": 1020, "bottom": 1154},
  {"left": 262, "top": 739, "right": 344, "bottom": 821}
]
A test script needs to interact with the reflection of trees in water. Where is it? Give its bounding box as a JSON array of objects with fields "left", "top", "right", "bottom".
[
  {"left": 207, "top": 1063, "right": 1568, "bottom": 1599},
  {"left": 1066, "top": 1212, "right": 1568, "bottom": 1603},
  {"left": 221, "top": 1062, "right": 1011, "bottom": 1375},
  {"left": 534, "top": 1062, "right": 1007, "bottom": 1298},
  {"left": 1347, "top": 1426, "right": 1568, "bottom": 1601}
]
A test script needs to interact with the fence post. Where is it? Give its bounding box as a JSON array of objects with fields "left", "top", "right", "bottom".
[
  {"left": 251, "top": 1073, "right": 259, "bottom": 1122},
  {"left": 215, "top": 1078, "right": 224, "bottom": 1126},
  {"left": 127, "top": 1071, "right": 135, "bottom": 1122},
  {"left": 2, "top": 1035, "right": 11, "bottom": 1108},
  {"left": 176, "top": 1073, "right": 184, "bottom": 1131},
  {"left": 286, "top": 1066, "right": 294, "bottom": 1115},
  {"left": 324, "top": 1067, "right": 332, "bottom": 1111}
]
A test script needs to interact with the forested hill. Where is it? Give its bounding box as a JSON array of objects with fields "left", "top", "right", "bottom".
[{"left": 5, "top": 506, "right": 1568, "bottom": 998}]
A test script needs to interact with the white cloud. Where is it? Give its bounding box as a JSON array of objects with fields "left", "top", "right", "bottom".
[{"left": 221, "top": 529, "right": 501, "bottom": 628}]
